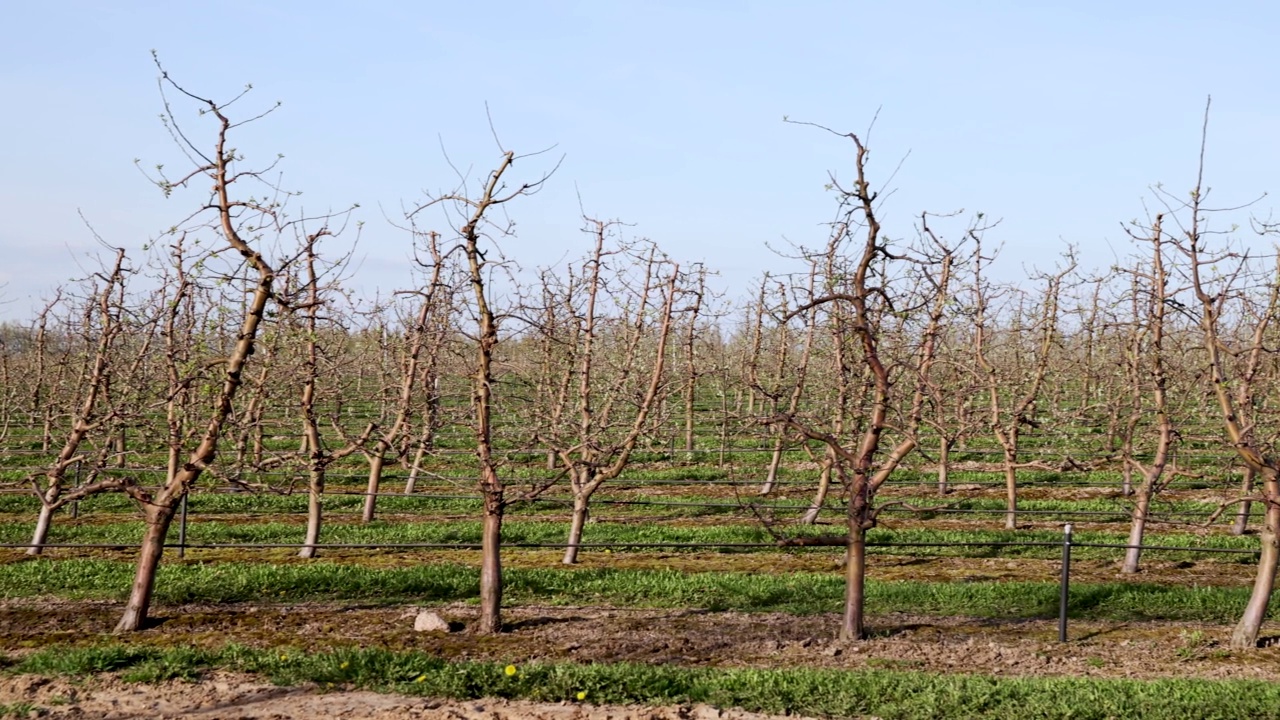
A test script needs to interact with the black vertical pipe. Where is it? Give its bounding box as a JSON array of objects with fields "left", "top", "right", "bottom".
[
  {"left": 71, "top": 460, "right": 82, "bottom": 520},
  {"left": 1059, "top": 522, "right": 1073, "bottom": 642},
  {"left": 178, "top": 493, "right": 189, "bottom": 559}
]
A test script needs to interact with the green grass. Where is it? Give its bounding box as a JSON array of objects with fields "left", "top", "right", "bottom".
[
  {"left": 0, "top": 490, "right": 770, "bottom": 518},
  {"left": 10, "top": 643, "right": 1280, "bottom": 719},
  {"left": 0, "top": 703, "right": 37, "bottom": 719},
  {"left": 868, "top": 527, "right": 1260, "bottom": 562},
  {"left": 874, "top": 496, "right": 1251, "bottom": 516},
  {"left": 0, "top": 559, "right": 1270, "bottom": 622},
  {"left": 0, "top": 481, "right": 1258, "bottom": 522},
  {"left": 0, "top": 515, "right": 1260, "bottom": 564},
  {"left": 0, "top": 518, "right": 824, "bottom": 548}
]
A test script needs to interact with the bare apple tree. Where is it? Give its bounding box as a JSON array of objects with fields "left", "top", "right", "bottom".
[
  {"left": 528, "top": 217, "right": 682, "bottom": 564},
  {"left": 27, "top": 249, "right": 134, "bottom": 554},
  {"left": 356, "top": 233, "right": 453, "bottom": 523},
  {"left": 38, "top": 58, "right": 349, "bottom": 631},
  {"left": 970, "top": 242, "right": 1075, "bottom": 529},
  {"left": 1117, "top": 215, "right": 1178, "bottom": 574},
  {"left": 408, "top": 143, "right": 557, "bottom": 633},
  {"left": 286, "top": 227, "right": 372, "bottom": 558},
  {"left": 753, "top": 268, "right": 820, "bottom": 497},
  {"left": 1223, "top": 257, "right": 1280, "bottom": 536},
  {"left": 767, "top": 121, "right": 961, "bottom": 639},
  {"left": 1171, "top": 101, "right": 1280, "bottom": 648}
]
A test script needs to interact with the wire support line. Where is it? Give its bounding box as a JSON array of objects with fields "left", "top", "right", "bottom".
[{"left": 5, "top": 539, "right": 1261, "bottom": 554}]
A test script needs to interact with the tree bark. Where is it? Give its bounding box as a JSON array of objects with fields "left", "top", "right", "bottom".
[
  {"left": 801, "top": 460, "right": 833, "bottom": 525},
  {"left": 299, "top": 469, "right": 323, "bottom": 559},
  {"left": 115, "top": 504, "right": 177, "bottom": 633},
  {"left": 1003, "top": 449, "right": 1018, "bottom": 530},
  {"left": 759, "top": 438, "right": 785, "bottom": 495},
  {"left": 562, "top": 494, "right": 591, "bottom": 565},
  {"left": 1120, "top": 438, "right": 1135, "bottom": 497},
  {"left": 840, "top": 518, "right": 868, "bottom": 641},
  {"left": 478, "top": 502, "right": 504, "bottom": 633},
  {"left": 1121, "top": 482, "right": 1152, "bottom": 573},
  {"left": 26, "top": 503, "right": 54, "bottom": 556},
  {"left": 1234, "top": 467, "right": 1256, "bottom": 536},
  {"left": 405, "top": 442, "right": 428, "bottom": 494},
  {"left": 361, "top": 454, "right": 385, "bottom": 523},
  {"left": 1231, "top": 489, "right": 1280, "bottom": 649},
  {"left": 936, "top": 438, "right": 951, "bottom": 496}
]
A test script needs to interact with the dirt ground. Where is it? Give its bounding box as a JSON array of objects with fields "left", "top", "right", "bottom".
[
  {"left": 3, "top": 598, "right": 1280, "bottom": 718},
  {"left": 5, "top": 599, "right": 1279, "bottom": 680},
  {"left": 0, "top": 672, "right": 822, "bottom": 720}
]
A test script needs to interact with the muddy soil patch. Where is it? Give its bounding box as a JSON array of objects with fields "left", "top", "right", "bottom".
[{"left": 3, "top": 600, "right": 1280, "bottom": 682}]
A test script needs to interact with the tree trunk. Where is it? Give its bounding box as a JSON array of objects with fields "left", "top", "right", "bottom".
[
  {"left": 936, "top": 437, "right": 951, "bottom": 495},
  {"left": 1234, "top": 467, "right": 1256, "bottom": 536},
  {"left": 404, "top": 442, "right": 428, "bottom": 494},
  {"left": 1121, "top": 480, "right": 1153, "bottom": 574},
  {"left": 26, "top": 503, "right": 54, "bottom": 556},
  {"left": 478, "top": 503, "right": 504, "bottom": 633},
  {"left": 759, "top": 438, "right": 784, "bottom": 495},
  {"left": 562, "top": 494, "right": 590, "bottom": 565},
  {"left": 840, "top": 519, "right": 868, "bottom": 641},
  {"left": 251, "top": 422, "right": 265, "bottom": 469},
  {"left": 1003, "top": 448, "right": 1018, "bottom": 530},
  {"left": 684, "top": 398, "right": 695, "bottom": 454},
  {"left": 299, "top": 469, "right": 323, "bottom": 559},
  {"left": 115, "top": 504, "right": 177, "bottom": 633},
  {"left": 1231, "top": 488, "right": 1280, "bottom": 649},
  {"left": 361, "top": 454, "right": 385, "bottom": 524},
  {"left": 233, "top": 429, "right": 250, "bottom": 472},
  {"left": 801, "top": 461, "right": 833, "bottom": 525},
  {"left": 1120, "top": 438, "right": 1135, "bottom": 497}
]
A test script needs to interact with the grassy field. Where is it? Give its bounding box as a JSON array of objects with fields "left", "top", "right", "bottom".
[
  {"left": 8, "top": 643, "right": 1280, "bottom": 720},
  {"left": 1, "top": 424, "right": 1275, "bottom": 718}
]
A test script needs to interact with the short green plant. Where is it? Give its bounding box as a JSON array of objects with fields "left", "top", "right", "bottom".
[
  {"left": 11, "top": 643, "right": 1280, "bottom": 720},
  {"left": 1175, "top": 630, "right": 1219, "bottom": 661},
  {"left": 1, "top": 559, "right": 1276, "bottom": 624},
  {"left": 0, "top": 703, "right": 37, "bottom": 719}
]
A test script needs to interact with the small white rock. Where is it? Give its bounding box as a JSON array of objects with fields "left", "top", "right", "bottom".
[{"left": 414, "top": 610, "right": 452, "bottom": 632}]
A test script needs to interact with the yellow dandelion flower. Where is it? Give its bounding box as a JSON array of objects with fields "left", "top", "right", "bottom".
[
  {"left": 279, "top": 654, "right": 288, "bottom": 661},
  {"left": 577, "top": 691, "right": 587, "bottom": 701},
  {"left": 504, "top": 664, "right": 518, "bottom": 676},
  {"left": 415, "top": 674, "right": 427, "bottom": 683}
]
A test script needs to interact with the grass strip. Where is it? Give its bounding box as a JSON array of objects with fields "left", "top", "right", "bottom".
[
  {"left": 7, "top": 643, "right": 1280, "bottom": 720},
  {"left": 0, "top": 559, "right": 1268, "bottom": 622},
  {"left": 0, "top": 487, "right": 1253, "bottom": 523},
  {"left": 0, "top": 518, "right": 1260, "bottom": 563},
  {"left": 0, "top": 490, "right": 762, "bottom": 517},
  {"left": 0, "top": 519, "right": 825, "bottom": 548}
]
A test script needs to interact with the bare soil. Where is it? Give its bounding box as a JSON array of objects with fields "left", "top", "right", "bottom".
[
  {"left": 4, "top": 599, "right": 1280, "bottom": 680},
  {"left": 0, "top": 672, "right": 822, "bottom": 720},
  {"left": 4, "top": 599, "right": 1279, "bottom": 718}
]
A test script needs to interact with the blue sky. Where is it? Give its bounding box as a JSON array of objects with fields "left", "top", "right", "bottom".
[{"left": 2, "top": 1, "right": 1277, "bottom": 320}]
